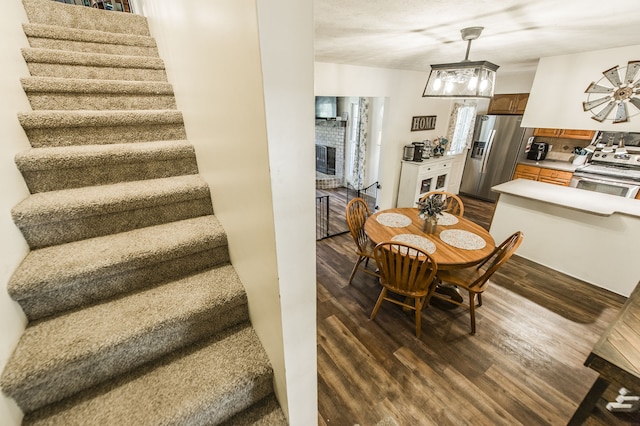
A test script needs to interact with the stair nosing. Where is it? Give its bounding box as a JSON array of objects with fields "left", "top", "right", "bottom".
[
  {"left": 18, "top": 109, "right": 184, "bottom": 129},
  {"left": 23, "top": 22, "right": 158, "bottom": 48},
  {"left": 8, "top": 215, "right": 227, "bottom": 300},
  {"left": 12, "top": 175, "right": 211, "bottom": 225},
  {"left": 21, "top": 76, "right": 175, "bottom": 95},
  {"left": 15, "top": 140, "right": 195, "bottom": 171},
  {"left": 22, "top": 47, "right": 165, "bottom": 70}
]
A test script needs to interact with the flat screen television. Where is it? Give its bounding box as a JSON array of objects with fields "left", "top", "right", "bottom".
[{"left": 315, "top": 96, "right": 337, "bottom": 119}]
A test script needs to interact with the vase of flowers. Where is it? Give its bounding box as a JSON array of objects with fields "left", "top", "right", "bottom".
[{"left": 416, "top": 194, "right": 445, "bottom": 234}]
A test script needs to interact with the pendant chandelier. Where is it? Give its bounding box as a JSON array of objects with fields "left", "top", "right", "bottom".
[{"left": 422, "top": 27, "right": 499, "bottom": 99}]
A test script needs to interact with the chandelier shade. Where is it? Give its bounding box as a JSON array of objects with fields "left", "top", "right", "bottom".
[{"left": 423, "top": 27, "right": 499, "bottom": 99}]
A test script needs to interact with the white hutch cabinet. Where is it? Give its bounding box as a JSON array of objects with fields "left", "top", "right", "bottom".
[{"left": 396, "top": 158, "right": 451, "bottom": 207}]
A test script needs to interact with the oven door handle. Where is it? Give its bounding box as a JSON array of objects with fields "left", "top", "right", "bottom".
[{"left": 574, "top": 175, "right": 637, "bottom": 186}]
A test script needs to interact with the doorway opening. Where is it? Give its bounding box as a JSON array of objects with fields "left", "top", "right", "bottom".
[{"left": 315, "top": 96, "right": 384, "bottom": 239}]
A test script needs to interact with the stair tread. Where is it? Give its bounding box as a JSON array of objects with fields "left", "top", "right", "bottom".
[
  {"left": 23, "top": 22, "right": 157, "bottom": 48},
  {"left": 8, "top": 215, "right": 227, "bottom": 300},
  {"left": 12, "top": 175, "right": 210, "bottom": 224},
  {"left": 15, "top": 140, "right": 195, "bottom": 171},
  {"left": 24, "top": 325, "right": 274, "bottom": 426},
  {"left": 21, "top": 76, "right": 174, "bottom": 95},
  {"left": 22, "top": 0, "right": 151, "bottom": 37},
  {"left": 1, "top": 265, "right": 246, "bottom": 396},
  {"left": 18, "top": 109, "right": 183, "bottom": 129},
  {"left": 22, "top": 47, "right": 165, "bottom": 69}
]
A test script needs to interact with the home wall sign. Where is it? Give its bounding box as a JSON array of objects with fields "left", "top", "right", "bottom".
[
  {"left": 583, "top": 60, "right": 640, "bottom": 123},
  {"left": 410, "top": 115, "right": 437, "bottom": 131}
]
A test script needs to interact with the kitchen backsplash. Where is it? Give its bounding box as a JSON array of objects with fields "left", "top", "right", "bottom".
[{"left": 534, "top": 136, "right": 590, "bottom": 162}]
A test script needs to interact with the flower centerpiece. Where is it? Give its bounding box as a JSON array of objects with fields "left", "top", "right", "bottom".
[{"left": 416, "top": 194, "right": 445, "bottom": 233}]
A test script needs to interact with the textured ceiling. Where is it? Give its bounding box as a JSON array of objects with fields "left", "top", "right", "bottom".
[{"left": 314, "top": 0, "right": 640, "bottom": 76}]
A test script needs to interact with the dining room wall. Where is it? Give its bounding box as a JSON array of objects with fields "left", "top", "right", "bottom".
[{"left": 315, "top": 62, "right": 455, "bottom": 209}]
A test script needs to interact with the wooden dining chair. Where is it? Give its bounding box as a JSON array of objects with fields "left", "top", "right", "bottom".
[
  {"left": 345, "top": 198, "right": 378, "bottom": 284},
  {"left": 370, "top": 241, "right": 439, "bottom": 338},
  {"left": 419, "top": 191, "right": 464, "bottom": 216},
  {"left": 430, "top": 231, "right": 524, "bottom": 334}
]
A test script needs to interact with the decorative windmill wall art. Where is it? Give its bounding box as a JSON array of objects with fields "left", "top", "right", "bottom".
[{"left": 583, "top": 60, "right": 640, "bottom": 123}]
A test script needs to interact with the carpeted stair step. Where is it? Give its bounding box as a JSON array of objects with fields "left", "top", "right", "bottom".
[
  {"left": 22, "top": 47, "right": 167, "bottom": 82},
  {"left": 1, "top": 264, "right": 250, "bottom": 413},
  {"left": 12, "top": 175, "right": 213, "bottom": 249},
  {"left": 221, "top": 394, "right": 288, "bottom": 425},
  {"left": 22, "top": 0, "right": 152, "bottom": 37},
  {"left": 22, "top": 324, "right": 276, "bottom": 425},
  {"left": 22, "top": 76, "right": 176, "bottom": 110},
  {"left": 23, "top": 23, "right": 159, "bottom": 57},
  {"left": 8, "top": 215, "right": 229, "bottom": 320},
  {"left": 19, "top": 110, "right": 186, "bottom": 147},
  {"left": 15, "top": 140, "right": 199, "bottom": 193}
]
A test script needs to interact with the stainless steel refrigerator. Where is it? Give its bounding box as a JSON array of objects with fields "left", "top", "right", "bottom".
[{"left": 459, "top": 115, "right": 533, "bottom": 202}]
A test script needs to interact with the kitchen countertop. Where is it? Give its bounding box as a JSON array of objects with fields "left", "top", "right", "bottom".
[
  {"left": 517, "top": 159, "right": 578, "bottom": 172},
  {"left": 402, "top": 155, "right": 454, "bottom": 165},
  {"left": 492, "top": 179, "right": 640, "bottom": 217},
  {"left": 490, "top": 179, "right": 640, "bottom": 296}
]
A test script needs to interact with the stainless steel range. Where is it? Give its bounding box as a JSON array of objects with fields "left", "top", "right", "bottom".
[{"left": 570, "top": 132, "right": 640, "bottom": 198}]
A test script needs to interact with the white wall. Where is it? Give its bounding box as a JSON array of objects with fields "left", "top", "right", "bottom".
[
  {"left": 0, "top": 1, "right": 33, "bottom": 424},
  {"left": 523, "top": 44, "right": 640, "bottom": 131},
  {"left": 129, "top": 0, "right": 316, "bottom": 423},
  {"left": 495, "top": 70, "right": 536, "bottom": 95},
  {"left": 256, "top": 0, "right": 317, "bottom": 423},
  {"left": 315, "top": 62, "right": 454, "bottom": 209}
]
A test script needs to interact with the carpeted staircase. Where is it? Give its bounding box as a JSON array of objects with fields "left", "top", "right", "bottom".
[{"left": 0, "top": 0, "right": 287, "bottom": 424}]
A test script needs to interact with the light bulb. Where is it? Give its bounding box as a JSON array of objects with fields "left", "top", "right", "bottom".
[
  {"left": 432, "top": 78, "right": 442, "bottom": 91},
  {"left": 444, "top": 81, "right": 454, "bottom": 93},
  {"left": 479, "top": 79, "right": 489, "bottom": 92},
  {"left": 467, "top": 76, "right": 478, "bottom": 90}
]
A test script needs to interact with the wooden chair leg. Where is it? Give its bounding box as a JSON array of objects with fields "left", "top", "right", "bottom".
[
  {"left": 469, "top": 292, "right": 476, "bottom": 335},
  {"left": 348, "top": 256, "right": 365, "bottom": 284},
  {"left": 370, "top": 288, "right": 387, "bottom": 320},
  {"left": 415, "top": 297, "right": 423, "bottom": 338},
  {"left": 477, "top": 293, "right": 483, "bottom": 307}
]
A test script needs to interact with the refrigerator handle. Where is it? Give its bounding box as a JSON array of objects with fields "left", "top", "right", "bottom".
[{"left": 481, "top": 129, "right": 496, "bottom": 173}]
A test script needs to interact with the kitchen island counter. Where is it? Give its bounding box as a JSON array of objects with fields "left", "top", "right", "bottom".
[
  {"left": 490, "top": 179, "right": 640, "bottom": 296},
  {"left": 492, "top": 179, "right": 640, "bottom": 217}
]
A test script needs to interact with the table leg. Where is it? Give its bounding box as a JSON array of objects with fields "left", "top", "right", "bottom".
[
  {"left": 430, "top": 284, "right": 463, "bottom": 310},
  {"left": 568, "top": 376, "right": 609, "bottom": 426}
]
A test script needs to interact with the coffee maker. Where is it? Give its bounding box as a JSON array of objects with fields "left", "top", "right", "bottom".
[{"left": 411, "top": 141, "right": 425, "bottom": 162}]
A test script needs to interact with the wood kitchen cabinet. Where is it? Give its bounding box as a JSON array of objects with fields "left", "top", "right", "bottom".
[
  {"left": 512, "top": 164, "right": 572, "bottom": 186},
  {"left": 488, "top": 93, "right": 529, "bottom": 115},
  {"left": 538, "top": 168, "right": 573, "bottom": 186},
  {"left": 512, "top": 164, "right": 540, "bottom": 181},
  {"left": 533, "top": 128, "right": 596, "bottom": 140}
]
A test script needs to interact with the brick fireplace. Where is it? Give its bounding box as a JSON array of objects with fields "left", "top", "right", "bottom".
[{"left": 315, "top": 120, "right": 345, "bottom": 189}]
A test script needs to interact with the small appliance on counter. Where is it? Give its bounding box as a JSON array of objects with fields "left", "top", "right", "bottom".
[
  {"left": 403, "top": 144, "right": 414, "bottom": 161},
  {"left": 526, "top": 142, "right": 550, "bottom": 161},
  {"left": 411, "top": 141, "right": 425, "bottom": 162}
]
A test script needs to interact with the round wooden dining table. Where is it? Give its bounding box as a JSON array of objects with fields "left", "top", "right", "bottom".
[{"left": 364, "top": 207, "right": 495, "bottom": 271}]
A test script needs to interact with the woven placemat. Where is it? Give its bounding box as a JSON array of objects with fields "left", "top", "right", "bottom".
[
  {"left": 391, "top": 234, "right": 436, "bottom": 254},
  {"left": 439, "top": 229, "right": 486, "bottom": 250},
  {"left": 376, "top": 213, "right": 411, "bottom": 228}
]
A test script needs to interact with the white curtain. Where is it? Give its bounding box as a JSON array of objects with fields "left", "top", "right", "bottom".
[
  {"left": 446, "top": 101, "right": 477, "bottom": 155},
  {"left": 350, "top": 97, "right": 370, "bottom": 189}
]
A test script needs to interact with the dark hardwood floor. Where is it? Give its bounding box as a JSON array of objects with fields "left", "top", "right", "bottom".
[{"left": 317, "top": 193, "right": 632, "bottom": 425}]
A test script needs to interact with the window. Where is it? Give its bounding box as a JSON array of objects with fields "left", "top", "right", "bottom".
[{"left": 446, "top": 103, "right": 477, "bottom": 155}]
